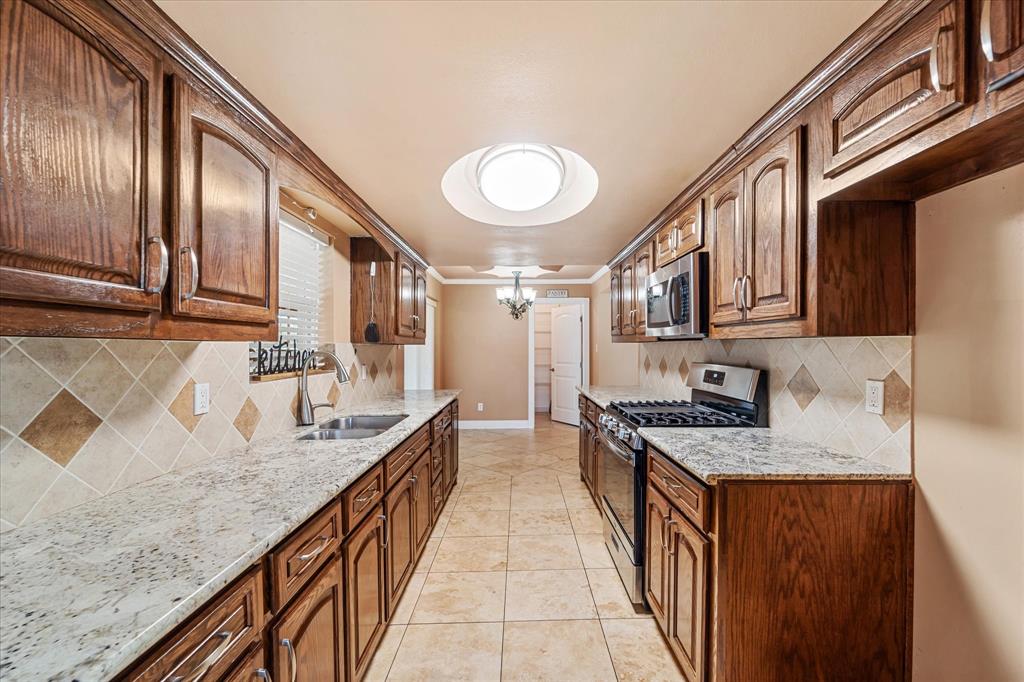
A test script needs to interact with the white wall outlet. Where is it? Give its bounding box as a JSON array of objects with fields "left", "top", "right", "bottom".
[
  {"left": 865, "top": 380, "right": 884, "bottom": 415},
  {"left": 477, "top": 402, "right": 484, "bottom": 412},
  {"left": 193, "top": 382, "right": 210, "bottom": 416},
  {"left": 359, "top": 364, "right": 368, "bottom": 380}
]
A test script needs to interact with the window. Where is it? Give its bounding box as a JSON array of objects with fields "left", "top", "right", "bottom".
[{"left": 250, "top": 211, "right": 330, "bottom": 377}]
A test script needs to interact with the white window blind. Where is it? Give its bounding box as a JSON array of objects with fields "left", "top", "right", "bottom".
[{"left": 277, "top": 212, "right": 330, "bottom": 353}]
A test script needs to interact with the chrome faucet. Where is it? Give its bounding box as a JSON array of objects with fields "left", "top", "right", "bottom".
[{"left": 297, "top": 350, "right": 350, "bottom": 426}]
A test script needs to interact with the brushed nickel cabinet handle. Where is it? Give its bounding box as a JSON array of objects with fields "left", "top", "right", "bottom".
[
  {"left": 928, "top": 24, "right": 954, "bottom": 92},
  {"left": 181, "top": 246, "right": 199, "bottom": 300},
  {"left": 743, "top": 275, "right": 752, "bottom": 311},
  {"left": 980, "top": 0, "right": 994, "bottom": 62},
  {"left": 255, "top": 669, "right": 273, "bottom": 682},
  {"left": 297, "top": 535, "right": 330, "bottom": 562},
  {"left": 378, "top": 513, "right": 389, "bottom": 548},
  {"left": 665, "top": 518, "right": 679, "bottom": 555},
  {"left": 281, "top": 638, "right": 297, "bottom": 682},
  {"left": 732, "top": 277, "right": 742, "bottom": 310},
  {"left": 146, "top": 236, "right": 168, "bottom": 293},
  {"left": 355, "top": 485, "right": 379, "bottom": 508},
  {"left": 661, "top": 475, "right": 684, "bottom": 490},
  {"left": 659, "top": 514, "right": 669, "bottom": 551},
  {"left": 169, "top": 629, "right": 233, "bottom": 682}
]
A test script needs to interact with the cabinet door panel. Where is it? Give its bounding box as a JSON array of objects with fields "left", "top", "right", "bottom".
[
  {"left": 343, "top": 508, "right": 387, "bottom": 682},
  {"left": 412, "top": 451, "right": 432, "bottom": 557},
  {"left": 824, "top": 0, "right": 967, "bottom": 177},
  {"left": 645, "top": 485, "right": 673, "bottom": 633},
  {"left": 633, "top": 241, "right": 653, "bottom": 336},
  {"left": 744, "top": 128, "right": 802, "bottom": 322},
  {"left": 981, "top": 0, "right": 1024, "bottom": 111},
  {"left": 172, "top": 77, "right": 277, "bottom": 324},
  {"left": 610, "top": 266, "right": 622, "bottom": 336},
  {"left": 395, "top": 251, "right": 416, "bottom": 339},
  {"left": 0, "top": 0, "right": 163, "bottom": 311},
  {"left": 667, "top": 512, "right": 709, "bottom": 682},
  {"left": 385, "top": 476, "right": 416, "bottom": 614},
  {"left": 708, "top": 172, "right": 745, "bottom": 326},
  {"left": 620, "top": 259, "right": 635, "bottom": 336},
  {"left": 414, "top": 265, "right": 427, "bottom": 340},
  {"left": 272, "top": 560, "right": 343, "bottom": 682}
]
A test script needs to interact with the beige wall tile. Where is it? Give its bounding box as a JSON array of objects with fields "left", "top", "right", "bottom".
[
  {"left": 67, "top": 424, "right": 137, "bottom": 493},
  {"left": 0, "top": 439, "right": 62, "bottom": 525},
  {"left": 68, "top": 348, "right": 135, "bottom": 418},
  {"left": 18, "top": 338, "right": 99, "bottom": 383},
  {"left": 105, "top": 339, "right": 163, "bottom": 377},
  {"left": 23, "top": 471, "right": 99, "bottom": 525},
  {"left": 139, "top": 412, "right": 190, "bottom": 472},
  {"left": 0, "top": 347, "right": 61, "bottom": 434},
  {"left": 108, "top": 383, "right": 163, "bottom": 446}
]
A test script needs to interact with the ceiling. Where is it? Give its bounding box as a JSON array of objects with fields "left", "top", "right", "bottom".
[
  {"left": 157, "top": 0, "right": 882, "bottom": 274},
  {"left": 432, "top": 265, "right": 605, "bottom": 282}
]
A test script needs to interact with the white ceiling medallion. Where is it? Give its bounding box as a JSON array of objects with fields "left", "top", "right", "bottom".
[{"left": 442, "top": 143, "right": 598, "bottom": 226}]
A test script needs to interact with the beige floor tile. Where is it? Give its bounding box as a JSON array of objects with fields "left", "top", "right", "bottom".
[
  {"left": 431, "top": 535, "right": 507, "bottom": 572},
  {"left": 414, "top": 538, "right": 439, "bottom": 573},
  {"left": 601, "top": 618, "right": 686, "bottom": 682},
  {"left": 459, "top": 476, "right": 512, "bottom": 493},
  {"left": 410, "top": 571, "right": 506, "bottom": 623},
  {"left": 443, "top": 510, "right": 510, "bottom": 537},
  {"left": 550, "top": 460, "right": 582, "bottom": 475},
  {"left": 575, "top": 533, "right": 615, "bottom": 568},
  {"left": 453, "top": 491, "right": 510, "bottom": 511},
  {"left": 387, "top": 622, "right": 503, "bottom": 681},
  {"left": 363, "top": 624, "right": 405, "bottom": 682},
  {"left": 460, "top": 452, "right": 508, "bottom": 467},
  {"left": 501, "top": 620, "right": 616, "bottom": 681},
  {"left": 569, "top": 507, "right": 605, "bottom": 534},
  {"left": 562, "top": 489, "right": 598, "bottom": 509},
  {"left": 508, "top": 509, "right": 573, "bottom": 535},
  {"left": 510, "top": 489, "right": 567, "bottom": 510},
  {"left": 481, "top": 459, "right": 544, "bottom": 476},
  {"left": 390, "top": 572, "right": 426, "bottom": 624},
  {"left": 507, "top": 535, "right": 583, "bottom": 570},
  {"left": 587, "top": 568, "right": 647, "bottom": 619},
  {"left": 504, "top": 569, "right": 597, "bottom": 621},
  {"left": 511, "top": 467, "right": 563, "bottom": 485}
]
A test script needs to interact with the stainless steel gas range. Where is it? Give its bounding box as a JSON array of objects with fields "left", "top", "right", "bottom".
[{"left": 595, "top": 363, "right": 768, "bottom": 606}]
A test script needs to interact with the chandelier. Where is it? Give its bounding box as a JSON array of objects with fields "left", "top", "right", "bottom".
[{"left": 496, "top": 271, "right": 536, "bottom": 320}]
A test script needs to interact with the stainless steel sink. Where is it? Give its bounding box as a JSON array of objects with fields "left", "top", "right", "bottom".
[
  {"left": 319, "top": 415, "right": 408, "bottom": 431},
  {"left": 297, "top": 414, "right": 409, "bottom": 441}
]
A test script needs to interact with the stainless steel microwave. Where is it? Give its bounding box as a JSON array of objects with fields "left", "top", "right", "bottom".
[{"left": 645, "top": 251, "right": 708, "bottom": 339}]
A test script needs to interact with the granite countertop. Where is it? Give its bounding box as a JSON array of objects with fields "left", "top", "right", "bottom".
[
  {"left": 0, "top": 390, "right": 459, "bottom": 681},
  {"left": 578, "top": 385, "right": 909, "bottom": 484}
]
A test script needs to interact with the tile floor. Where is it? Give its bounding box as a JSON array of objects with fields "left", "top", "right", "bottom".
[{"left": 366, "top": 413, "right": 684, "bottom": 681}]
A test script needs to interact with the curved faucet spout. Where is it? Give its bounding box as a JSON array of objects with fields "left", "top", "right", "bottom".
[{"left": 298, "top": 350, "right": 350, "bottom": 426}]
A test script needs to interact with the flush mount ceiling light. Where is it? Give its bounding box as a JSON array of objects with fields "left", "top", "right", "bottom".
[{"left": 442, "top": 143, "right": 598, "bottom": 226}]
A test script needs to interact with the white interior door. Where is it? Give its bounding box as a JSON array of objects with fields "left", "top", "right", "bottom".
[
  {"left": 550, "top": 303, "right": 582, "bottom": 426},
  {"left": 404, "top": 300, "right": 435, "bottom": 389}
]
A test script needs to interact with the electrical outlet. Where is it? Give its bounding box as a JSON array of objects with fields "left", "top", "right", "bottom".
[
  {"left": 865, "top": 380, "right": 884, "bottom": 415},
  {"left": 193, "top": 382, "right": 210, "bottom": 416},
  {"left": 359, "top": 364, "right": 368, "bottom": 380},
  {"left": 477, "top": 402, "right": 484, "bottom": 412}
]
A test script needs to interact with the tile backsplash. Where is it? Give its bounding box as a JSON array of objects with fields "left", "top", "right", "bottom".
[
  {"left": 638, "top": 337, "right": 912, "bottom": 470},
  {"left": 0, "top": 338, "right": 398, "bottom": 532}
]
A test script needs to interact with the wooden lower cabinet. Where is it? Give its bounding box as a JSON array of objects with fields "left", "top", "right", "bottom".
[
  {"left": 664, "top": 508, "right": 709, "bottom": 682},
  {"left": 411, "top": 450, "right": 432, "bottom": 558},
  {"left": 384, "top": 474, "right": 416, "bottom": 616},
  {"left": 223, "top": 643, "right": 268, "bottom": 681},
  {"left": 271, "top": 559, "right": 344, "bottom": 682},
  {"left": 644, "top": 484, "right": 673, "bottom": 632},
  {"left": 343, "top": 505, "right": 387, "bottom": 682}
]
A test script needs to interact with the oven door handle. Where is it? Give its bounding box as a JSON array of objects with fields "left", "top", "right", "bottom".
[{"left": 598, "top": 427, "right": 636, "bottom": 466}]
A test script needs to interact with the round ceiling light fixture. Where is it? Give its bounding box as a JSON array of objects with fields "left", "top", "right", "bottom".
[
  {"left": 477, "top": 144, "right": 564, "bottom": 212},
  {"left": 442, "top": 142, "right": 598, "bottom": 226}
]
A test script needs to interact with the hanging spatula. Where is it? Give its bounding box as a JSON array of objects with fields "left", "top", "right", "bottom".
[{"left": 364, "top": 261, "right": 380, "bottom": 342}]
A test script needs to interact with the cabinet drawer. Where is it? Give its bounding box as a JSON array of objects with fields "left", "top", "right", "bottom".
[
  {"left": 430, "top": 443, "right": 444, "bottom": 483},
  {"left": 649, "top": 451, "right": 711, "bottom": 532},
  {"left": 268, "top": 502, "right": 341, "bottom": 612},
  {"left": 386, "top": 424, "right": 431, "bottom": 489},
  {"left": 824, "top": 0, "right": 967, "bottom": 177},
  {"left": 125, "top": 567, "right": 265, "bottom": 681},
  {"left": 432, "top": 405, "right": 452, "bottom": 435},
  {"left": 222, "top": 642, "right": 267, "bottom": 682},
  {"left": 342, "top": 464, "right": 384, "bottom": 534}
]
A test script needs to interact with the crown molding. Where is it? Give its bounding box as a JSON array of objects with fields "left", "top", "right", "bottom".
[{"left": 429, "top": 265, "right": 608, "bottom": 286}]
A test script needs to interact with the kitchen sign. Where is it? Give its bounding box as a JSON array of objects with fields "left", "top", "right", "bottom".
[{"left": 546, "top": 289, "right": 569, "bottom": 298}]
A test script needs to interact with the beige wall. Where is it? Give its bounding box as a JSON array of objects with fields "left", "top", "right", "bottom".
[
  {"left": 427, "top": 273, "right": 444, "bottom": 389},
  {"left": 440, "top": 283, "right": 590, "bottom": 421},
  {"left": 912, "top": 165, "right": 1024, "bottom": 681},
  {"left": 589, "top": 271, "right": 639, "bottom": 385}
]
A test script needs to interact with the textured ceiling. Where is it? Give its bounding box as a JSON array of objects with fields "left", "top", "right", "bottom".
[{"left": 157, "top": 0, "right": 882, "bottom": 269}]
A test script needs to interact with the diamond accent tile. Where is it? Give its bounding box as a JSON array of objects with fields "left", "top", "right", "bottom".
[
  {"left": 168, "top": 379, "right": 202, "bottom": 433},
  {"left": 20, "top": 390, "right": 102, "bottom": 466},
  {"left": 677, "top": 358, "right": 689, "bottom": 384},
  {"left": 643, "top": 356, "right": 651, "bottom": 374},
  {"left": 327, "top": 382, "right": 341, "bottom": 407},
  {"left": 720, "top": 339, "right": 736, "bottom": 355},
  {"left": 370, "top": 362, "right": 379, "bottom": 382},
  {"left": 233, "top": 398, "right": 261, "bottom": 442},
  {"left": 658, "top": 358, "right": 668, "bottom": 377},
  {"left": 349, "top": 362, "right": 360, "bottom": 387},
  {"left": 881, "top": 370, "right": 911, "bottom": 433},
  {"left": 386, "top": 360, "right": 394, "bottom": 378},
  {"left": 787, "top": 365, "right": 821, "bottom": 411}
]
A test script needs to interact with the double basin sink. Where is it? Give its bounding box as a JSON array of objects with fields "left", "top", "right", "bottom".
[{"left": 298, "top": 414, "right": 408, "bottom": 440}]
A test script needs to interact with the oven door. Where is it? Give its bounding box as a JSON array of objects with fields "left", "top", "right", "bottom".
[{"left": 597, "top": 426, "right": 638, "bottom": 553}]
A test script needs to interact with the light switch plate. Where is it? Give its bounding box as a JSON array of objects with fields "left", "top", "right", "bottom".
[
  {"left": 477, "top": 402, "right": 484, "bottom": 412},
  {"left": 193, "top": 382, "right": 210, "bottom": 416},
  {"left": 865, "top": 380, "right": 884, "bottom": 415}
]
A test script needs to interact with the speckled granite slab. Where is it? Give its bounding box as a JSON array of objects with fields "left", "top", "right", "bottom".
[
  {"left": 577, "top": 385, "right": 684, "bottom": 409},
  {"left": 0, "top": 390, "right": 459, "bottom": 681},
  {"left": 639, "top": 427, "right": 910, "bottom": 484}
]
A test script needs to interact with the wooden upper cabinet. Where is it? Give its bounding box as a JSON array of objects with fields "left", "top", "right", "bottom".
[
  {"left": 609, "top": 265, "right": 622, "bottom": 336},
  {"left": 171, "top": 77, "right": 278, "bottom": 325},
  {"left": 620, "top": 258, "right": 636, "bottom": 336},
  {"left": 824, "top": 0, "right": 967, "bottom": 177},
  {"left": 414, "top": 266, "right": 428, "bottom": 339},
  {"left": 0, "top": 0, "right": 164, "bottom": 312},
  {"left": 666, "top": 510, "right": 709, "bottom": 682},
  {"left": 633, "top": 240, "right": 654, "bottom": 336},
  {"left": 980, "top": 0, "right": 1024, "bottom": 111},
  {"left": 743, "top": 128, "right": 802, "bottom": 322},
  {"left": 271, "top": 559, "right": 344, "bottom": 682},
  {"left": 654, "top": 199, "right": 704, "bottom": 269},
  {"left": 708, "top": 171, "right": 745, "bottom": 326},
  {"left": 395, "top": 251, "right": 417, "bottom": 340},
  {"left": 343, "top": 506, "right": 387, "bottom": 682}
]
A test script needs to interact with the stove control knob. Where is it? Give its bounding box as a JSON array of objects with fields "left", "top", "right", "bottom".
[{"left": 617, "top": 427, "right": 630, "bottom": 440}]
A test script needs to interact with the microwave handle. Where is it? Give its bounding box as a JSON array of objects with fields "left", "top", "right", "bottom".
[{"left": 668, "top": 275, "right": 683, "bottom": 324}]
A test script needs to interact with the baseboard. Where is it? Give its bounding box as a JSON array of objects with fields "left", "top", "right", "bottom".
[{"left": 459, "top": 420, "right": 533, "bottom": 429}]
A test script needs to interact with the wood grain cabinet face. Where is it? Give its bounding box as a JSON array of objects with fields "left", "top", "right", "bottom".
[
  {"left": 395, "top": 251, "right": 417, "bottom": 340},
  {"left": 272, "top": 559, "right": 344, "bottom": 682},
  {"left": 222, "top": 643, "right": 268, "bottom": 682},
  {"left": 620, "top": 257, "right": 636, "bottom": 336},
  {"left": 414, "top": 265, "right": 428, "bottom": 339},
  {"left": 655, "top": 200, "right": 704, "bottom": 270},
  {"left": 666, "top": 510, "right": 709, "bottom": 682},
  {"left": 610, "top": 265, "right": 622, "bottom": 336},
  {"left": 171, "top": 76, "right": 278, "bottom": 325},
  {"left": 644, "top": 484, "right": 673, "bottom": 633},
  {"left": 384, "top": 473, "right": 416, "bottom": 614},
  {"left": 633, "top": 241, "right": 654, "bottom": 337},
  {"left": 0, "top": 0, "right": 165, "bottom": 313},
  {"left": 980, "top": 0, "right": 1024, "bottom": 111},
  {"left": 708, "top": 171, "right": 745, "bottom": 326},
  {"left": 824, "top": 0, "right": 967, "bottom": 177},
  {"left": 411, "top": 451, "right": 432, "bottom": 557},
  {"left": 343, "top": 507, "right": 387, "bottom": 682}
]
